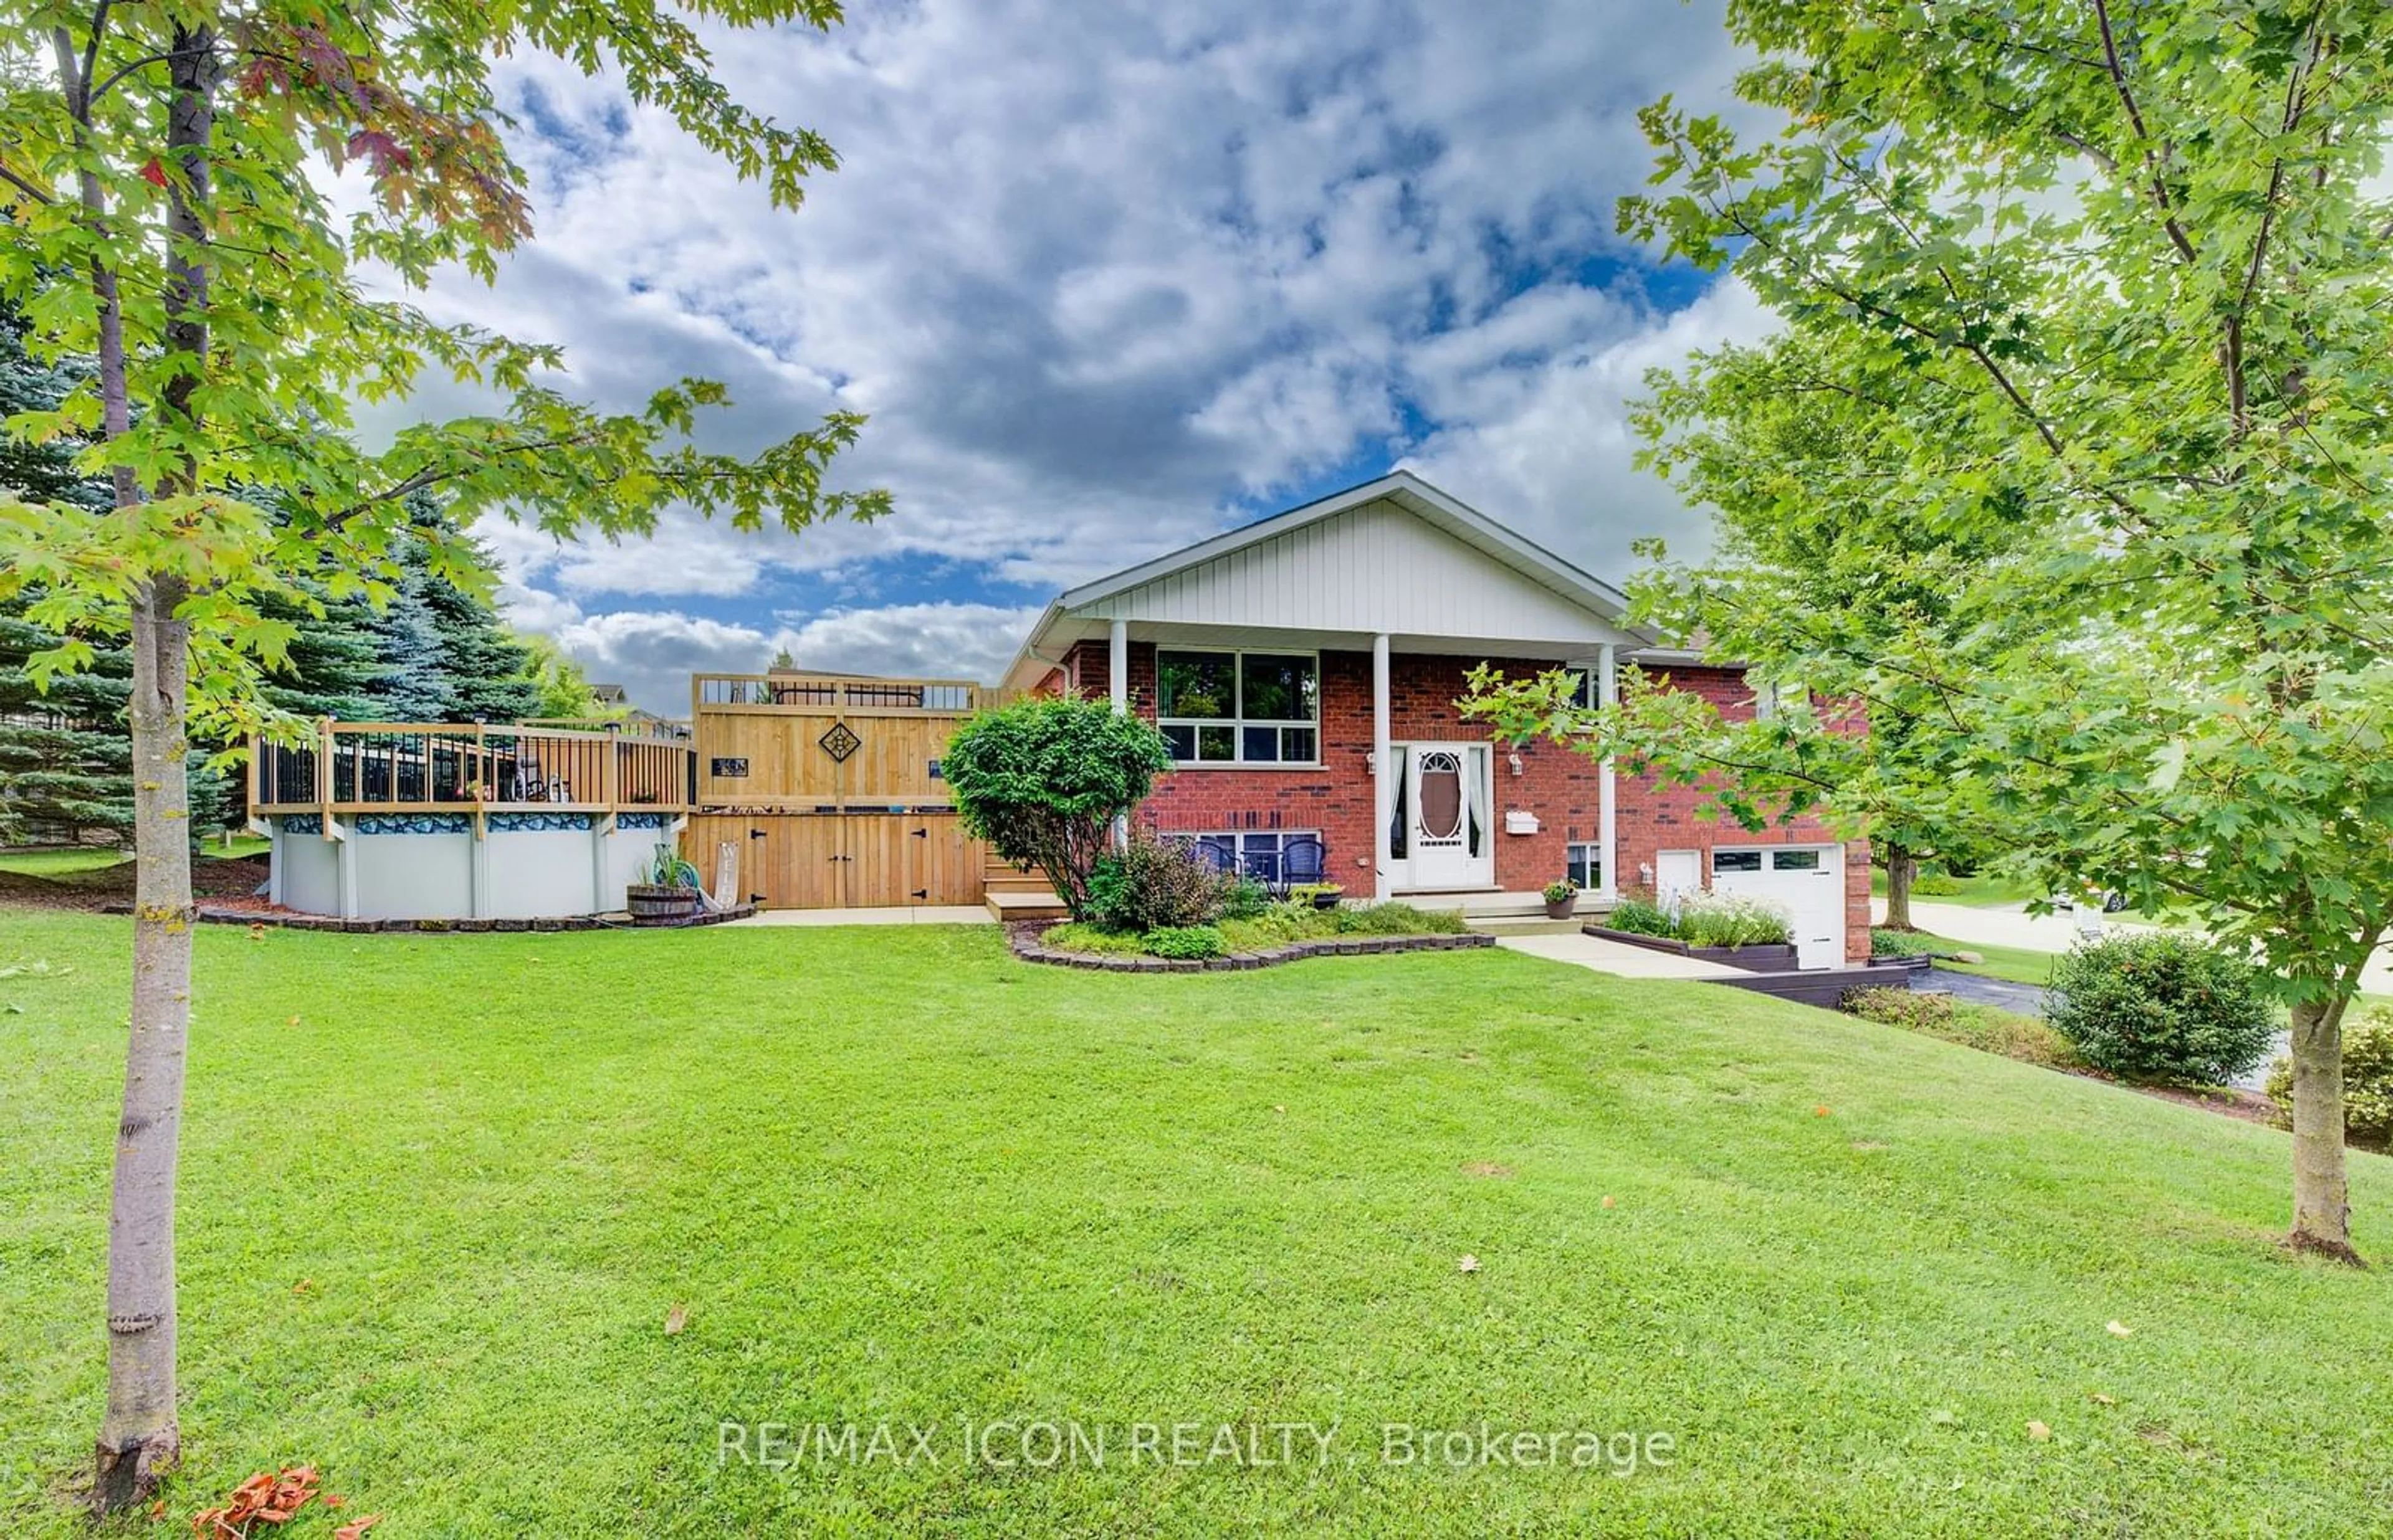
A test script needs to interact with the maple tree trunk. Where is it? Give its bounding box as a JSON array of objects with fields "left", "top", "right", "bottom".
[
  {"left": 1883, "top": 842, "right": 1915, "bottom": 930},
  {"left": 94, "top": 25, "right": 217, "bottom": 1512},
  {"left": 2286, "top": 996, "right": 2361, "bottom": 1264},
  {"left": 93, "top": 581, "right": 194, "bottom": 1511}
]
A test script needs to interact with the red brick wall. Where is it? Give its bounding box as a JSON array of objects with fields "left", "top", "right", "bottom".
[{"left": 1061, "top": 643, "right": 1871, "bottom": 959}]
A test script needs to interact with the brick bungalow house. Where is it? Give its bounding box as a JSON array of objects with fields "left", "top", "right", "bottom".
[{"left": 1000, "top": 470, "right": 1871, "bottom": 967}]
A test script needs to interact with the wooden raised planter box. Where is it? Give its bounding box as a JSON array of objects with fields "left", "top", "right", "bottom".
[{"left": 1583, "top": 926, "right": 1798, "bottom": 974}]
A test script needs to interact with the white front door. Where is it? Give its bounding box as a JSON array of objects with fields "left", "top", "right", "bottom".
[
  {"left": 1403, "top": 743, "right": 1491, "bottom": 889},
  {"left": 1709, "top": 844, "right": 1847, "bottom": 969}
]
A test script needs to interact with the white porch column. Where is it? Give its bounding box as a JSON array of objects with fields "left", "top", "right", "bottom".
[
  {"left": 1110, "top": 619, "right": 1130, "bottom": 848},
  {"left": 1597, "top": 644, "right": 1618, "bottom": 900},
  {"left": 1372, "top": 632, "right": 1392, "bottom": 900}
]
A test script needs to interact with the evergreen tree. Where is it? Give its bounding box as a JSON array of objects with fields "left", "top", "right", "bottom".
[{"left": 0, "top": 305, "right": 226, "bottom": 844}]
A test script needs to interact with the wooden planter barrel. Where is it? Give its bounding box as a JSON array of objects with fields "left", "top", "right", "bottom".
[{"left": 626, "top": 883, "right": 703, "bottom": 927}]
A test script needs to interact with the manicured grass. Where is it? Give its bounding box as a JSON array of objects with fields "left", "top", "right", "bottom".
[
  {"left": 0, "top": 838, "right": 268, "bottom": 878},
  {"left": 6, "top": 912, "right": 2393, "bottom": 1535},
  {"left": 0, "top": 848, "right": 128, "bottom": 877},
  {"left": 1871, "top": 868, "right": 2041, "bottom": 908}
]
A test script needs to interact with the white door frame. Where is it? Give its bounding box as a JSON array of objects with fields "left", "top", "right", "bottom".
[
  {"left": 1395, "top": 742, "right": 1494, "bottom": 891},
  {"left": 1710, "top": 843, "right": 1846, "bottom": 970}
]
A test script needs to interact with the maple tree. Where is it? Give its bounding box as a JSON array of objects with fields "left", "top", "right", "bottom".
[
  {"left": 0, "top": 1, "right": 886, "bottom": 1509},
  {"left": 1473, "top": 0, "right": 2393, "bottom": 1261}
]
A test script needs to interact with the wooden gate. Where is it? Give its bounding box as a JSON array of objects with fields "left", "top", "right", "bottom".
[{"left": 685, "top": 812, "right": 986, "bottom": 909}]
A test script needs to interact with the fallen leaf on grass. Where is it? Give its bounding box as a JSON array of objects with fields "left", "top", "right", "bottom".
[
  {"left": 1600, "top": 1195, "right": 1617, "bottom": 1209},
  {"left": 1927, "top": 1409, "right": 1958, "bottom": 1428},
  {"left": 2106, "top": 1320, "right": 2134, "bottom": 1338},
  {"left": 333, "top": 1516, "right": 383, "bottom": 1540},
  {"left": 1813, "top": 1105, "right": 1833, "bottom": 1118},
  {"left": 292, "top": 1278, "right": 313, "bottom": 1295},
  {"left": 1460, "top": 1161, "right": 1512, "bottom": 1177},
  {"left": 2090, "top": 1392, "right": 2116, "bottom": 1407},
  {"left": 287, "top": 1015, "right": 301, "bottom": 1027},
  {"left": 1457, "top": 1254, "right": 1481, "bottom": 1274},
  {"left": 2026, "top": 1420, "right": 2051, "bottom": 1442},
  {"left": 664, "top": 1303, "right": 687, "bottom": 1335},
  {"left": 192, "top": 1465, "right": 320, "bottom": 1536}
]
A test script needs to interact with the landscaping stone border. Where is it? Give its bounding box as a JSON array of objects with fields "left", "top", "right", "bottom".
[
  {"left": 104, "top": 902, "right": 758, "bottom": 933},
  {"left": 1008, "top": 921, "right": 1494, "bottom": 972}
]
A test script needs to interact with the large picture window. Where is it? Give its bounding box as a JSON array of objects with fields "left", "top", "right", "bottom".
[{"left": 1157, "top": 649, "right": 1319, "bottom": 764}]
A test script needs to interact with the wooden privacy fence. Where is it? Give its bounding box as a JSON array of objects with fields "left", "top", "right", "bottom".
[
  {"left": 684, "top": 811, "right": 987, "bottom": 908},
  {"left": 687, "top": 672, "right": 999, "bottom": 908},
  {"left": 252, "top": 721, "right": 694, "bottom": 820}
]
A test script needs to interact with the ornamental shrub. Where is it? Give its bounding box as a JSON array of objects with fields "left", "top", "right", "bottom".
[
  {"left": 1841, "top": 986, "right": 1955, "bottom": 1030},
  {"left": 1673, "top": 892, "right": 1792, "bottom": 948},
  {"left": 2045, "top": 931, "right": 2276, "bottom": 1084},
  {"left": 2266, "top": 1009, "right": 2393, "bottom": 1149},
  {"left": 944, "top": 695, "right": 1173, "bottom": 920},
  {"left": 1870, "top": 929, "right": 1937, "bottom": 958},
  {"left": 1086, "top": 826, "right": 1230, "bottom": 931},
  {"left": 1606, "top": 896, "right": 1674, "bottom": 936},
  {"left": 1911, "top": 870, "right": 1963, "bottom": 896},
  {"left": 1142, "top": 924, "right": 1226, "bottom": 959}
]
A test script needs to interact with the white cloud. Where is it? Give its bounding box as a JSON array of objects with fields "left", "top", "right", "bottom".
[
  {"left": 364, "top": 1, "right": 1774, "bottom": 701},
  {"left": 545, "top": 602, "right": 1046, "bottom": 715}
]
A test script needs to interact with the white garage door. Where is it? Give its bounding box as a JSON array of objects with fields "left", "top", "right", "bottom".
[{"left": 1709, "top": 845, "right": 1845, "bottom": 970}]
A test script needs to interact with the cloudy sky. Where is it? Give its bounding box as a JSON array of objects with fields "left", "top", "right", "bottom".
[{"left": 415, "top": 0, "right": 1773, "bottom": 713}]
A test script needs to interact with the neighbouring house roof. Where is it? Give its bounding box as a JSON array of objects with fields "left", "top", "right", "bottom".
[{"left": 1001, "top": 470, "right": 1649, "bottom": 690}]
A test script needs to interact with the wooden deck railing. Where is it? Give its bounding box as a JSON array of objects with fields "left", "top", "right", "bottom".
[
  {"left": 251, "top": 721, "right": 694, "bottom": 815},
  {"left": 692, "top": 672, "right": 988, "bottom": 713}
]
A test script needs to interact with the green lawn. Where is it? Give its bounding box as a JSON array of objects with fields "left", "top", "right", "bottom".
[
  {"left": 1871, "top": 868, "right": 2041, "bottom": 908},
  {"left": 6, "top": 913, "right": 2392, "bottom": 1536},
  {"left": 0, "top": 837, "right": 268, "bottom": 878}
]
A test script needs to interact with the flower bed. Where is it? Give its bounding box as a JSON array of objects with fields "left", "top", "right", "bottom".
[
  {"left": 1021, "top": 900, "right": 1488, "bottom": 971},
  {"left": 1012, "top": 920, "right": 1492, "bottom": 972}
]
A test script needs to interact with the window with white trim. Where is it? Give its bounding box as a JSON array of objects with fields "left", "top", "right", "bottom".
[
  {"left": 1566, "top": 841, "right": 1603, "bottom": 891},
  {"left": 1157, "top": 649, "right": 1319, "bottom": 764},
  {"left": 1565, "top": 664, "right": 1600, "bottom": 710}
]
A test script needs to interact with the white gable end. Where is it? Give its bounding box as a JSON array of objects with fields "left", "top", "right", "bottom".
[{"left": 1071, "top": 499, "right": 1625, "bottom": 646}]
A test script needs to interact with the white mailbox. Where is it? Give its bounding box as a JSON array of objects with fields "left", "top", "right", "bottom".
[{"left": 1503, "top": 809, "right": 1540, "bottom": 836}]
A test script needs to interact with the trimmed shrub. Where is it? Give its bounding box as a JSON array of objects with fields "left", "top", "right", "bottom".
[
  {"left": 944, "top": 695, "right": 1174, "bottom": 920},
  {"left": 1143, "top": 924, "right": 1226, "bottom": 960},
  {"left": 1841, "top": 986, "right": 1954, "bottom": 1029},
  {"left": 1606, "top": 896, "right": 1674, "bottom": 936},
  {"left": 1911, "top": 871, "right": 1963, "bottom": 896},
  {"left": 2045, "top": 931, "right": 2276, "bottom": 1084},
  {"left": 1870, "top": 929, "right": 1937, "bottom": 958},
  {"left": 2265, "top": 1009, "right": 2393, "bottom": 1148},
  {"left": 1086, "top": 827, "right": 1231, "bottom": 931}
]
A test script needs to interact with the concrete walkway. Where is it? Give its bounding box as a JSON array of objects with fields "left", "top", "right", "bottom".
[
  {"left": 723, "top": 905, "right": 993, "bottom": 928},
  {"left": 1494, "top": 931, "right": 1746, "bottom": 980}
]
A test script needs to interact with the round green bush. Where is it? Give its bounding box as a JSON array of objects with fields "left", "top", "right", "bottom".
[
  {"left": 2266, "top": 1009, "right": 2393, "bottom": 1148},
  {"left": 2045, "top": 931, "right": 2276, "bottom": 1085}
]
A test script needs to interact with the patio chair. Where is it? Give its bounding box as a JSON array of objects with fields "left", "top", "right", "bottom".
[
  {"left": 1280, "top": 835, "right": 1326, "bottom": 891},
  {"left": 1191, "top": 837, "right": 1239, "bottom": 877}
]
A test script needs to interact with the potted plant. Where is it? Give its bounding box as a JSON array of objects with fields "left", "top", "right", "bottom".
[
  {"left": 1542, "top": 879, "right": 1579, "bottom": 920},
  {"left": 626, "top": 842, "right": 705, "bottom": 926},
  {"left": 1290, "top": 882, "right": 1345, "bottom": 911}
]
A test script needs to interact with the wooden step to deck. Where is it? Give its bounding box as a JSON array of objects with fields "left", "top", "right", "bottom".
[{"left": 986, "top": 888, "right": 1069, "bottom": 923}]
